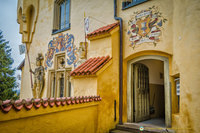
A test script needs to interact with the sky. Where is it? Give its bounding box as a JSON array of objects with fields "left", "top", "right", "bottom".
[{"left": 0, "top": 0, "right": 25, "bottom": 91}]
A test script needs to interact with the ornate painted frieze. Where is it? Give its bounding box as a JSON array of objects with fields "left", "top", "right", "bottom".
[
  {"left": 44, "top": 33, "right": 79, "bottom": 70},
  {"left": 127, "top": 6, "right": 167, "bottom": 48}
]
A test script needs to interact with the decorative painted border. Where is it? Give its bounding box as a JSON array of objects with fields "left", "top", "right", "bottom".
[{"left": 44, "top": 33, "right": 79, "bottom": 70}]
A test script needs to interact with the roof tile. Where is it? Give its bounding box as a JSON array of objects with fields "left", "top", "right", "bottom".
[
  {"left": 87, "top": 22, "right": 119, "bottom": 38},
  {"left": 0, "top": 96, "right": 102, "bottom": 113},
  {"left": 70, "top": 56, "right": 111, "bottom": 76}
]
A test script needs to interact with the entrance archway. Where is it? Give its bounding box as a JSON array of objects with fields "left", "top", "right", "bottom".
[{"left": 127, "top": 55, "right": 171, "bottom": 127}]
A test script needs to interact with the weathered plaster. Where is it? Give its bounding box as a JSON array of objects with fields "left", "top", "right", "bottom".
[
  {"left": 88, "top": 36, "right": 112, "bottom": 58},
  {"left": 72, "top": 77, "right": 97, "bottom": 96},
  {"left": 0, "top": 102, "right": 98, "bottom": 133},
  {"left": 20, "top": 0, "right": 115, "bottom": 99}
]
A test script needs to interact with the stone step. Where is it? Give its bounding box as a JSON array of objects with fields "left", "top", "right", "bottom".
[
  {"left": 110, "top": 123, "right": 175, "bottom": 133},
  {"left": 110, "top": 129, "right": 133, "bottom": 133}
]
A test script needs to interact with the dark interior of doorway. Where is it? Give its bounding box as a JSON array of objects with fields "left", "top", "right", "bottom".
[{"left": 133, "top": 59, "right": 165, "bottom": 127}]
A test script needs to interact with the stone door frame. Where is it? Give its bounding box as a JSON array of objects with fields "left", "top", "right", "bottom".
[{"left": 127, "top": 55, "right": 171, "bottom": 127}]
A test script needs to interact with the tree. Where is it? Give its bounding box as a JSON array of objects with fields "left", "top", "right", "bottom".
[{"left": 0, "top": 30, "right": 19, "bottom": 101}]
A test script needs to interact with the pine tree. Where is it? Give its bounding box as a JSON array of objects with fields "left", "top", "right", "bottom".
[{"left": 0, "top": 30, "right": 19, "bottom": 101}]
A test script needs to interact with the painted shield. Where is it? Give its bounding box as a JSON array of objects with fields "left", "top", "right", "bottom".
[{"left": 136, "top": 17, "right": 151, "bottom": 37}]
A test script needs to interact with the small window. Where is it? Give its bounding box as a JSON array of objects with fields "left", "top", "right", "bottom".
[
  {"left": 53, "top": 0, "right": 70, "bottom": 34},
  {"left": 59, "top": 73, "right": 65, "bottom": 97},
  {"left": 52, "top": 74, "right": 56, "bottom": 97},
  {"left": 175, "top": 78, "right": 180, "bottom": 112},
  {"left": 122, "top": 0, "right": 147, "bottom": 10},
  {"left": 48, "top": 53, "right": 72, "bottom": 98}
]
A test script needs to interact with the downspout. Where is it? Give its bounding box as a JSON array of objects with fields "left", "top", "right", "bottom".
[{"left": 114, "top": 0, "right": 123, "bottom": 125}]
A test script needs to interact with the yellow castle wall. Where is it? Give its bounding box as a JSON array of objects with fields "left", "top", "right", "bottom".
[
  {"left": 0, "top": 102, "right": 98, "bottom": 133},
  {"left": 16, "top": 0, "right": 200, "bottom": 132},
  {"left": 18, "top": 0, "right": 115, "bottom": 99},
  {"left": 171, "top": 1, "right": 200, "bottom": 132},
  {"left": 96, "top": 27, "right": 120, "bottom": 132},
  {"left": 119, "top": 0, "right": 173, "bottom": 59},
  {"left": 117, "top": 0, "right": 200, "bottom": 132},
  {"left": 70, "top": 27, "right": 120, "bottom": 133}
]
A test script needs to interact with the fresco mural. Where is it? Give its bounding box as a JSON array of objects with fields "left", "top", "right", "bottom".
[
  {"left": 127, "top": 6, "right": 167, "bottom": 49},
  {"left": 44, "top": 33, "right": 78, "bottom": 70}
]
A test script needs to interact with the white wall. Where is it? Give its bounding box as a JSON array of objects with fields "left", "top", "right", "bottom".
[{"left": 138, "top": 59, "right": 164, "bottom": 85}]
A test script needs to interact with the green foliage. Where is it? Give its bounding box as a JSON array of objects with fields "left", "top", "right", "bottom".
[{"left": 0, "top": 30, "right": 19, "bottom": 101}]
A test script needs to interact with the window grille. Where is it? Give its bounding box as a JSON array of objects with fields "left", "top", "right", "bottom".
[
  {"left": 122, "top": 0, "right": 147, "bottom": 10},
  {"left": 53, "top": 0, "right": 70, "bottom": 34}
]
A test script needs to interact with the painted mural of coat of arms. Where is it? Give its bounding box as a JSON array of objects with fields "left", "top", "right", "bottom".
[
  {"left": 44, "top": 33, "right": 79, "bottom": 70},
  {"left": 127, "top": 6, "right": 167, "bottom": 48}
]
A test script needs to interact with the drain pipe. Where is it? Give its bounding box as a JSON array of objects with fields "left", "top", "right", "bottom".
[{"left": 114, "top": 0, "right": 123, "bottom": 125}]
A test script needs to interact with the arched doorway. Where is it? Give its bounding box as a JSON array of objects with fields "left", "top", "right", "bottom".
[{"left": 127, "top": 55, "right": 171, "bottom": 127}]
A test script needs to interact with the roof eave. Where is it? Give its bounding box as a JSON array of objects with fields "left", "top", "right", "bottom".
[
  {"left": 17, "top": 59, "right": 25, "bottom": 70},
  {"left": 87, "top": 22, "right": 119, "bottom": 40}
]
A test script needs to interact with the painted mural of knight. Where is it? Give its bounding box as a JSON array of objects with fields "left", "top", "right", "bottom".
[
  {"left": 44, "top": 33, "right": 79, "bottom": 70},
  {"left": 30, "top": 53, "right": 45, "bottom": 98}
]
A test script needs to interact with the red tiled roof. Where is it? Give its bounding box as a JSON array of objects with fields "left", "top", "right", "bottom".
[
  {"left": 0, "top": 96, "right": 101, "bottom": 113},
  {"left": 87, "top": 22, "right": 119, "bottom": 38},
  {"left": 70, "top": 56, "right": 111, "bottom": 76}
]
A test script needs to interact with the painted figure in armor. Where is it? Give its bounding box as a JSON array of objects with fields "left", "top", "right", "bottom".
[{"left": 30, "top": 53, "right": 45, "bottom": 98}]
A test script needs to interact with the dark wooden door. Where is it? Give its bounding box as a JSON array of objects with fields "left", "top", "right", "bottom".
[{"left": 133, "top": 63, "right": 150, "bottom": 122}]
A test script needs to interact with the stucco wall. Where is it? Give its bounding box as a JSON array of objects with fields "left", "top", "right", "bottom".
[
  {"left": 17, "top": 0, "right": 200, "bottom": 132},
  {"left": 20, "top": 0, "right": 54, "bottom": 98},
  {"left": 118, "top": 0, "right": 173, "bottom": 59},
  {"left": 70, "top": 28, "right": 120, "bottom": 133},
  {"left": 96, "top": 27, "right": 120, "bottom": 132},
  {"left": 88, "top": 36, "right": 112, "bottom": 58},
  {"left": 138, "top": 59, "right": 164, "bottom": 85},
  {"left": 72, "top": 77, "right": 97, "bottom": 96},
  {"left": 172, "top": 0, "right": 200, "bottom": 132},
  {"left": 19, "top": 0, "right": 115, "bottom": 99},
  {"left": 0, "top": 102, "right": 98, "bottom": 133},
  {"left": 120, "top": 0, "right": 200, "bottom": 132}
]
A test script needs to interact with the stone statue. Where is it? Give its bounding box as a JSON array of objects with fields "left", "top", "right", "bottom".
[
  {"left": 79, "top": 42, "right": 87, "bottom": 59},
  {"left": 30, "top": 53, "right": 44, "bottom": 98}
]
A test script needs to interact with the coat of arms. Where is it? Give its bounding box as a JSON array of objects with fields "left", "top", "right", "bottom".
[
  {"left": 127, "top": 6, "right": 167, "bottom": 49},
  {"left": 44, "top": 33, "right": 79, "bottom": 70}
]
